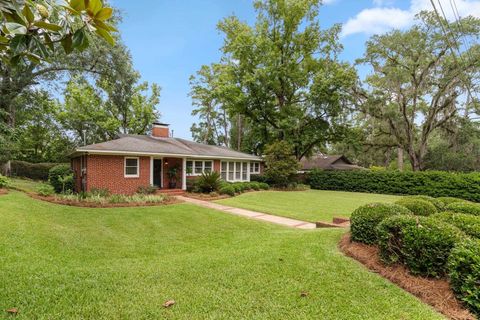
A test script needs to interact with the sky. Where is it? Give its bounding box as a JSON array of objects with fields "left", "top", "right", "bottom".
[{"left": 113, "top": 0, "right": 480, "bottom": 139}]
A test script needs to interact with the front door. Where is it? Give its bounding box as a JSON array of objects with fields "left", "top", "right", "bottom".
[{"left": 153, "top": 159, "right": 162, "bottom": 187}]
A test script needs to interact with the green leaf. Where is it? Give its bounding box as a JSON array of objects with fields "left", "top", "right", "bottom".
[
  {"left": 61, "top": 5, "right": 80, "bottom": 15},
  {"left": 22, "top": 4, "right": 34, "bottom": 23},
  {"left": 72, "top": 29, "right": 89, "bottom": 51},
  {"left": 5, "top": 22, "right": 27, "bottom": 35},
  {"left": 24, "top": 52, "right": 41, "bottom": 63},
  {"left": 0, "top": 35, "right": 8, "bottom": 43},
  {"left": 87, "top": 0, "right": 102, "bottom": 15},
  {"left": 95, "top": 28, "right": 114, "bottom": 46},
  {"left": 33, "top": 36, "right": 50, "bottom": 58},
  {"left": 95, "top": 7, "right": 112, "bottom": 21},
  {"left": 94, "top": 20, "right": 118, "bottom": 32},
  {"left": 43, "top": 33, "right": 54, "bottom": 51},
  {"left": 34, "top": 21, "right": 62, "bottom": 32},
  {"left": 61, "top": 34, "right": 73, "bottom": 54},
  {"left": 10, "top": 35, "right": 27, "bottom": 54},
  {"left": 69, "top": 0, "right": 85, "bottom": 11}
]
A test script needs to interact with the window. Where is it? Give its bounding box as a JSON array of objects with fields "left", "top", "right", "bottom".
[
  {"left": 242, "top": 162, "right": 248, "bottom": 180},
  {"left": 250, "top": 162, "right": 260, "bottom": 174},
  {"left": 125, "top": 157, "right": 139, "bottom": 177},
  {"left": 221, "top": 162, "right": 227, "bottom": 180},
  {"left": 221, "top": 161, "right": 249, "bottom": 182},
  {"left": 228, "top": 162, "right": 234, "bottom": 181},
  {"left": 186, "top": 160, "right": 214, "bottom": 176}
]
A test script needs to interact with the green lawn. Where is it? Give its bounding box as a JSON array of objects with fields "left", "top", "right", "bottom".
[
  {"left": 0, "top": 191, "right": 441, "bottom": 319},
  {"left": 216, "top": 190, "right": 400, "bottom": 222},
  {"left": 8, "top": 177, "right": 43, "bottom": 193}
]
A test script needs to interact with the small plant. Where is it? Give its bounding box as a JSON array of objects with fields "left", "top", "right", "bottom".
[
  {"left": 219, "top": 184, "right": 235, "bottom": 196},
  {"left": 0, "top": 174, "right": 9, "bottom": 188},
  {"left": 445, "top": 202, "right": 480, "bottom": 216},
  {"left": 58, "top": 174, "right": 74, "bottom": 194},
  {"left": 167, "top": 165, "right": 180, "bottom": 189},
  {"left": 36, "top": 183, "right": 55, "bottom": 196},
  {"left": 48, "top": 164, "right": 74, "bottom": 193},
  {"left": 196, "top": 171, "right": 221, "bottom": 193},
  {"left": 137, "top": 185, "right": 157, "bottom": 195},
  {"left": 89, "top": 188, "right": 110, "bottom": 197},
  {"left": 395, "top": 198, "right": 437, "bottom": 216}
]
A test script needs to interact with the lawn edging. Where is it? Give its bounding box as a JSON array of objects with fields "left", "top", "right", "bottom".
[{"left": 339, "top": 233, "right": 473, "bottom": 320}]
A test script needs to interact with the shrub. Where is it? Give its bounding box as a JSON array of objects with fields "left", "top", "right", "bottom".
[
  {"left": 0, "top": 174, "right": 9, "bottom": 188},
  {"left": 350, "top": 203, "right": 412, "bottom": 244},
  {"left": 395, "top": 198, "right": 437, "bottom": 216},
  {"left": 264, "top": 141, "right": 300, "bottom": 188},
  {"left": 250, "top": 174, "right": 270, "bottom": 184},
  {"left": 307, "top": 169, "right": 480, "bottom": 202},
  {"left": 48, "top": 164, "right": 74, "bottom": 193},
  {"left": 377, "top": 215, "right": 465, "bottom": 277},
  {"left": 400, "top": 195, "right": 444, "bottom": 211},
  {"left": 432, "top": 212, "right": 480, "bottom": 239},
  {"left": 249, "top": 181, "right": 261, "bottom": 190},
  {"left": 258, "top": 182, "right": 269, "bottom": 190},
  {"left": 137, "top": 185, "right": 157, "bottom": 195},
  {"left": 445, "top": 202, "right": 480, "bottom": 216},
  {"left": 196, "top": 171, "right": 221, "bottom": 193},
  {"left": 36, "top": 183, "right": 55, "bottom": 196},
  {"left": 219, "top": 185, "right": 235, "bottom": 196},
  {"left": 11, "top": 160, "right": 59, "bottom": 180},
  {"left": 436, "top": 196, "right": 468, "bottom": 206},
  {"left": 448, "top": 239, "right": 480, "bottom": 317},
  {"left": 231, "top": 183, "right": 244, "bottom": 193}
]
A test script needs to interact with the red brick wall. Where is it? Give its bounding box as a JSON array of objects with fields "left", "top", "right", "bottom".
[
  {"left": 213, "top": 160, "right": 220, "bottom": 172},
  {"left": 163, "top": 157, "right": 183, "bottom": 189},
  {"left": 152, "top": 126, "right": 169, "bottom": 138},
  {"left": 86, "top": 155, "right": 150, "bottom": 194}
]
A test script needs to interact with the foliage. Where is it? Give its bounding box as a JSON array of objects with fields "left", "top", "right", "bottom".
[
  {"left": 307, "top": 169, "right": 480, "bottom": 202},
  {"left": 218, "top": 184, "right": 235, "bottom": 196},
  {"left": 11, "top": 160, "right": 59, "bottom": 180},
  {"left": 196, "top": 171, "right": 221, "bottom": 193},
  {"left": 264, "top": 141, "right": 300, "bottom": 188},
  {"left": 395, "top": 198, "right": 437, "bottom": 216},
  {"left": 137, "top": 185, "right": 157, "bottom": 195},
  {"left": 436, "top": 197, "right": 468, "bottom": 206},
  {"left": 36, "top": 183, "right": 54, "bottom": 196},
  {"left": 357, "top": 12, "right": 480, "bottom": 171},
  {"left": 48, "top": 164, "right": 74, "bottom": 193},
  {"left": 445, "top": 202, "right": 480, "bottom": 216},
  {"left": 350, "top": 203, "right": 412, "bottom": 244},
  {"left": 399, "top": 195, "right": 444, "bottom": 211},
  {"left": 0, "top": 173, "right": 9, "bottom": 188},
  {"left": 433, "top": 212, "right": 480, "bottom": 239},
  {"left": 0, "top": 0, "right": 116, "bottom": 64},
  {"left": 56, "top": 192, "right": 167, "bottom": 204},
  {"left": 377, "top": 215, "right": 465, "bottom": 277},
  {"left": 88, "top": 187, "right": 110, "bottom": 198},
  {"left": 448, "top": 239, "right": 480, "bottom": 317}
]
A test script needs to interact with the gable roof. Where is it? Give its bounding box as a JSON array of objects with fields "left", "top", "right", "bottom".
[
  {"left": 72, "top": 135, "right": 262, "bottom": 161},
  {"left": 300, "top": 154, "right": 364, "bottom": 170}
]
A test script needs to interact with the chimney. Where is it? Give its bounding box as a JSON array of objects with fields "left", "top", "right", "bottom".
[{"left": 152, "top": 122, "right": 170, "bottom": 138}]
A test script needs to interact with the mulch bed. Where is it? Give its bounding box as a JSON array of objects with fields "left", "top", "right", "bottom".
[
  {"left": 0, "top": 189, "right": 8, "bottom": 195},
  {"left": 339, "top": 233, "right": 474, "bottom": 320},
  {"left": 184, "top": 193, "right": 231, "bottom": 201},
  {"left": 28, "top": 193, "right": 182, "bottom": 208}
]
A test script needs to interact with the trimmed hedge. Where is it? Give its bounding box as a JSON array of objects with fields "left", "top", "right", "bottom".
[
  {"left": 377, "top": 215, "right": 465, "bottom": 277},
  {"left": 350, "top": 203, "right": 412, "bottom": 244},
  {"left": 445, "top": 202, "right": 480, "bottom": 216},
  {"left": 307, "top": 169, "right": 480, "bottom": 202},
  {"left": 395, "top": 198, "right": 437, "bottom": 216},
  {"left": 436, "top": 197, "right": 468, "bottom": 206},
  {"left": 11, "top": 160, "right": 61, "bottom": 180},
  {"left": 448, "top": 239, "right": 480, "bottom": 317},
  {"left": 432, "top": 212, "right": 480, "bottom": 239},
  {"left": 400, "top": 195, "right": 444, "bottom": 211}
]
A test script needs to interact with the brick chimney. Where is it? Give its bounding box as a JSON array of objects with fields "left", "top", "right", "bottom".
[{"left": 151, "top": 122, "right": 170, "bottom": 138}]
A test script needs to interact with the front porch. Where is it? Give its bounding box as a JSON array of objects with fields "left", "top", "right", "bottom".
[{"left": 151, "top": 157, "right": 187, "bottom": 191}]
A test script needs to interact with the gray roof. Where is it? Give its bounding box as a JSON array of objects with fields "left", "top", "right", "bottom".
[
  {"left": 74, "top": 135, "right": 262, "bottom": 160},
  {"left": 300, "top": 155, "right": 364, "bottom": 170}
]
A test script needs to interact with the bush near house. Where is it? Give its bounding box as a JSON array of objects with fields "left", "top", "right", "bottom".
[
  {"left": 395, "top": 198, "right": 438, "bottom": 216},
  {"left": 350, "top": 203, "right": 412, "bottom": 244},
  {"left": 307, "top": 169, "right": 480, "bottom": 202},
  {"left": 36, "top": 183, "right": 55, "bottom": 196},
  {"left": 48, "top": 164, "right": 74, "bottom": 194},
  {"left": 0, "top": 174, "right": 9, "bottom": 188},
  {"left": 11, "top": 160, "right": 61, "bottom": 180},
  {"left": 445, "top": 202, "right": 480, "bottom": 216},
  {"left": 432, "top": 212, "right": 480, "bottom": 239}
]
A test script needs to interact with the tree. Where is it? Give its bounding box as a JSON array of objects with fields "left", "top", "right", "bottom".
[
  {"left": 263, "top": 140, "right": 300, "bottom": 188},
  {"left": 190, "top": 0, "right": 357, "bottom": 159},
  {"left": 358, "top": 12, "right": 480, "bottom": 171}
]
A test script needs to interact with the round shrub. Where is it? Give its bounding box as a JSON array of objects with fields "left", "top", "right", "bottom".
[
  {"left": 219, "top": 185, "right": 235, "bottom": 196},
  {"left": 448, "top": 239, "right": 480, "bottom": 317},
  {"left": 437, "top": 197, "right": 468, "bottom": 206},
  {"left": 400, "top": 195, "right": 444, "bottom": 211},
  {"left": 350, "top": 203, "right": 412, "bottom": 244},
  {"left": 36, "top": 183, "right": 55, "bottom": 196},
  {"left": 395, "top": 198, "right": 437, "bottom": 216},
  {"left": 445, "top": 202, "right": 480, "bottom": 216},
  {"left": 48, "top": 164, "right": 74, "bottom": 193},
  {"left": 249, "top": 182, "right": 261, "bottom": 190},
  {"left": 377, "top": 215, "right": 465, "bottom": 277},
  {"left": 432, "top": 212, "right": 480, "bottom": 239},
  {"left": 258, "top": 182, "right": 269, "bottom": 190},
  {"left": 0, "top": 174, "right": 9, "bottom": 188}
]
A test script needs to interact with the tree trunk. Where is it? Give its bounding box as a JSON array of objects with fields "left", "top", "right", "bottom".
[
  {"left": 397, "top": 147, "right": 404, "bottom": 171},
  {"left": 1, "top": 161, "right": 11, "bottom": 176}
]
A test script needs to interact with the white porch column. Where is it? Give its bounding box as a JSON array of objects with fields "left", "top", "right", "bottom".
[
  {"left": 247, "top": 162, "right": 251, "bottom": 181},
  {"left": 182, "top": 157, "right": 187, "bottom": 190},
  {"left": 149, "top": 156, "right": 154, "bottom": 186}
]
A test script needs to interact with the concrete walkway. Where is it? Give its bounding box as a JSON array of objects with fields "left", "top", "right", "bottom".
[{"left": 176, "top": 196, "right": 317, "bottom": 229}]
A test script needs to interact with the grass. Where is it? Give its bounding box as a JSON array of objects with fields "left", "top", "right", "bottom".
[
  {"left": 8, "top": 177, "right": 44, "bottom": 193},
  {"left": 0, "top": 191, "right": 441, "bottom": 319},
  {"left": 216, "top": 189, "right": 400, "bottom": 222}
]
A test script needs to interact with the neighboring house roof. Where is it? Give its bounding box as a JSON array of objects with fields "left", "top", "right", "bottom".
[
  {"left": 72, "top": 134, "right": 262, "bottom": 161},
  {"left": 300, "top": 154, "right": 364, "bottom": 170}
]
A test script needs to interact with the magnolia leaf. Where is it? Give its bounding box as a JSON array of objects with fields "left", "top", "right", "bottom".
[
  {"left": 22, "top": 4, "right": 34, "bottom": 23},
  {"left": 69, "top": 0, "right": 85, "bottom": 12},
  {"left": 95, "top": 28, "right": 114, "bottom": 46},
  {"left": 72, "top": 29, "right": 89, "bottom": 51},
  {"left": 0, "top": 35, "right": 8, "bottom": 43},
  {"left": 43, "top": 33, "right": 54, "bottom": 51},
  {"left": 34, "top": 21, "right": 62, "bottom": 32},
  {"left": 95, "top": 7, "right": 112, "bottom": 21},
  {"left": 25, "top": 52, "right": 41, "bottom": 63},
  {"left": 61, "top": 5, "right": 80, "bottom": 15},
  {"left": 5, "top": 22, "right": 27, "bottom": 35},
  {"left": 61, "top": 34, "right": 73, "bottom": 54},
  {"left": 87, "top": 0, "right": 102, "bottom": 16},
  {"left": 33, "top": 36, "right": 50, "bottom": 58},
  {"left": 10, "top": 35, "right": 27, "bottom": 54},
  {"left": 94, "top": 20, "right": 118, "bottom": 32}
]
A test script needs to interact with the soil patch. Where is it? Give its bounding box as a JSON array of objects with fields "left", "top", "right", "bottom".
[
  {"left": 339, "top": 233, "right": 473, "bottom": 320},
  {"left": 0, "top": 189, "right": 8, "bottom": 195},
  {"left": 29, "top": 193, "right": 182, "bottom": 208}
]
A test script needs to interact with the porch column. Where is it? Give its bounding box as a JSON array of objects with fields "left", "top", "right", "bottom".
[
  {"left": 247, "top": 162, "right": 251, "bottom": 181},
  {"left": 182, "top": 157, "right": 187, "bottom": 190},
  {"left": 149, "top": 156, "right": 154, "bottom": 186}
]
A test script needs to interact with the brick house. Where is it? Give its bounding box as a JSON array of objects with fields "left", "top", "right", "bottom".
[{"left": 70, "top": 123, "right": 263, "bottom": 194}]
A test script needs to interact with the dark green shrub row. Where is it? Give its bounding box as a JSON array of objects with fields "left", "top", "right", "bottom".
[
  {"left": 307, "top": 169, "right": 480, "bottom": 202},
  {"left": 48, "top": 164, "right": 74, "bottom": 194},
  {"left": 11, "top": 160, "right": 61, "bottom": 180},
  {"left": 445, "top": 202, "right": 480, "bottom": 216},
  {"left": 350, "top": 203, "right": 412, "bottom": 244},
  {"left": 377, "top": 215, "right": 465, "bottom": 277},
  {"left": 218, "top": 181, "right": 269, "bottom": 196},
  {"left": 395, "top": 198, "right": 438, "bottom": 216},
  {"left": 432, "top": 212, "right": 480, "bottom": 239},
  {"left": 448, "top": 239, "right": 480, "bottom": 317}
]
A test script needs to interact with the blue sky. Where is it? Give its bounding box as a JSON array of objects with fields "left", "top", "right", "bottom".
[{"left": 113, "top": 0, "right": 480, "bottom": 139}]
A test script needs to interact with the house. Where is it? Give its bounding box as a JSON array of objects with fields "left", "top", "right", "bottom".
[
  {"left": 299, "top": 154, "right": 364, "bottom": 172},
  {"left": 70, "top": 123, "right": 263, "bottom": 194}
]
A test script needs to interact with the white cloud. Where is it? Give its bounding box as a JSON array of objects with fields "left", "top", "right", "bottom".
[{"left": 342, "top": 0, "right": 480, "bottom": 37}]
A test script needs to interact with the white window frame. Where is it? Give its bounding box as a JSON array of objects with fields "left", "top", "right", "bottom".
[
  {"left": 186, "top": 160, "right": 213, "bottom": 176},
  {"left": 250, "top": 162, "right": 260, "bottom": 174},
  {"left": 124, "top": 157, "right": 140, "bottom": 178},
  {"left": 221, "top": 161, "right": 250, "bottom": 182}
]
